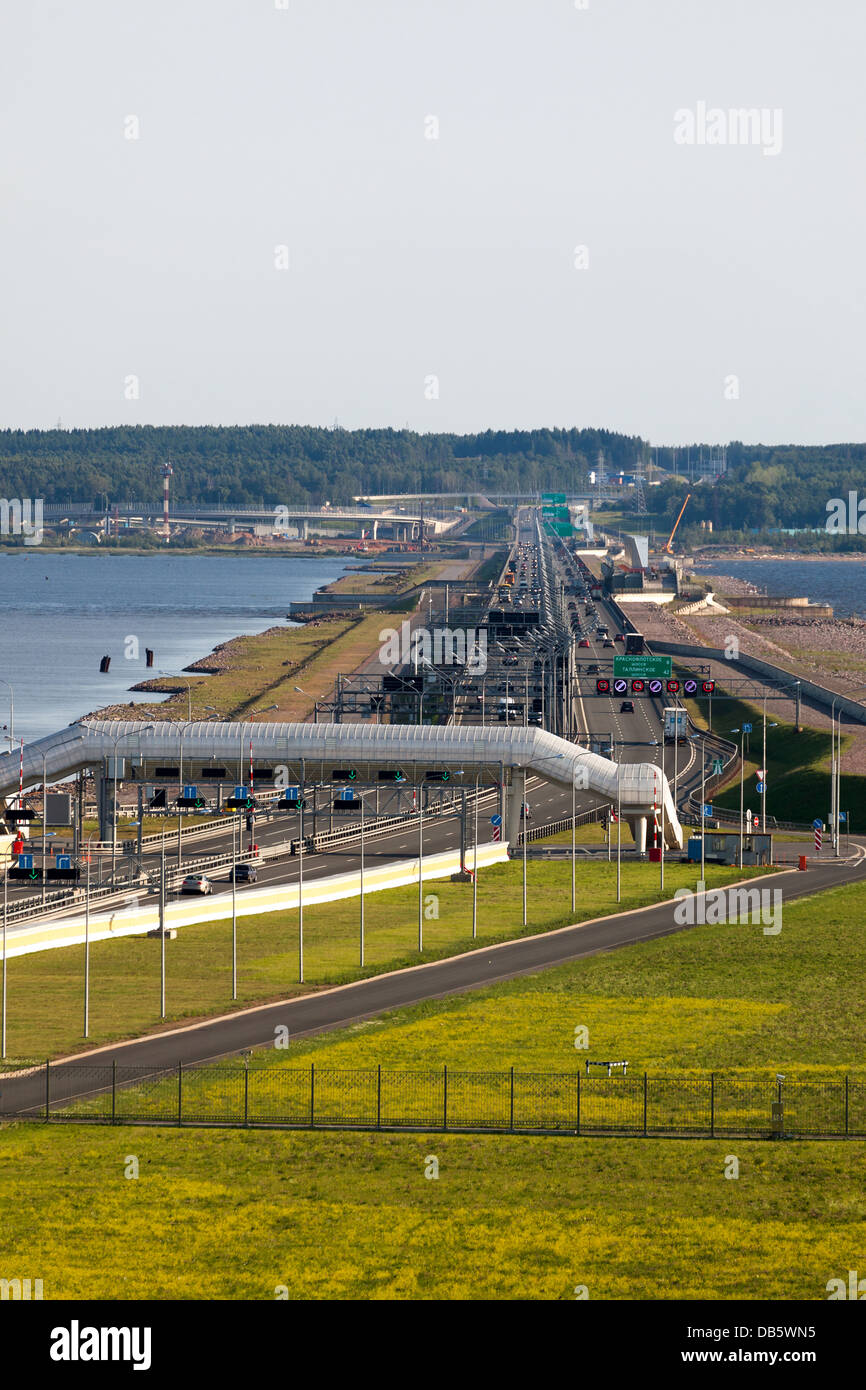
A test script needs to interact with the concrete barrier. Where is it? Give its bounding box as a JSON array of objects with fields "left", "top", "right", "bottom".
[{"left": 3, "top": 842, "right": 511, "bottom": 959}]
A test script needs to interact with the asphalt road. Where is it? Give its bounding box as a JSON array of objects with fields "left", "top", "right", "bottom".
[{"left": 3, "top": 845, "right": 863, "bottom": 1116}]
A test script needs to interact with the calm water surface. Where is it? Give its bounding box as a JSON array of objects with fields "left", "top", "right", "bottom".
[{"left": 0, "top": 552, "right": 356, "bottom": 741}]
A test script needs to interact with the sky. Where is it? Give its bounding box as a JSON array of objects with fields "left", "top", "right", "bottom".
[{"left": 1, "top": 0, "right": 864, "bottom": 446}]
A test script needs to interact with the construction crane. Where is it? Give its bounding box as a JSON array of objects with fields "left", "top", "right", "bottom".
[{"left": 664, "top": 493, "right": 691, "bottom": 553}]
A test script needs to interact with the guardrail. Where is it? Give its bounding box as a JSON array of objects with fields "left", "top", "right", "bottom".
[{"left": 516, "top": 805, "right": 607, "bottom": 845}]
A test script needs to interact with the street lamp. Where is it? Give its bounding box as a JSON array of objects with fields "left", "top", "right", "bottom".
[
  {"left": 110, "top": 726, "right": 155, "bottom": 879},
  {"left": 730, "top": 728, "right": 746, "bottom": 870},
  {"left": 0, "top": 678, "right": 13, "bottom": 753}
]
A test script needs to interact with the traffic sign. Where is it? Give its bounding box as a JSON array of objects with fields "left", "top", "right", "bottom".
[
  {"left": 666, "top": 680, "right": 680, "bottom": 694},
  {"left": 613, "top": 655, "right": 672, "bottom": 680},
  {"left": 812, "top": 818, "right": 823, "bottom": 831},
  {"left": 701, "top": 681, "right": 716, "bottom": 695},
  {"left": 55, "top": 855, "right": 71, "bottom": 869},
  {"left": 683, "top": 679, "right": 698, "bottom": 696},
  {"left": 703, "top": 805, "right": 713, "bottom": 818},
  {"left": 613, "top": 678, "right": 628, "bottom": 695},
  {"left": 596, "top": 678, "right": 610, "bottom": 695},
  {"left": 492, "top": 825, "right": 501, "bottom": 842},
  {"left": 648, "top": 679, "right": 663, "bottom": 696},
  {"left": 18, "top": 854, "right": 33, "bottom": 869},
  {"left": 631, "top": 679, "right": 645, "bottom": 694},
  {"left": 491, "top": 814, "right": 502, "bottom": 826},
  {"left": 742, "top": 723, "right": 752, "bottom": 734},
  {"left": 756, "top": 782, "right": 764, "bottom": 794},
  {"left": 756, "top": 769, "right": 766, "bottom": 780},
  {"left": 839, "top": 811, "right": 847, "bottom": 823},
  {"left": 712, "top": 758, "right": 724, "bottom": 775}
]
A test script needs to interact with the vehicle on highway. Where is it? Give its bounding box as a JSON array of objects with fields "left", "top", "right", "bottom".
[
  {"left": 181, "top": 874, "right": 213, "bottom": 896},
  {"left": 578, "top": 638, "right": 590, "bottom": 648},
  {"left": 586, "top": 663, "right": 599, "bottom": 674},
  {"left": 603, "top": 639, "right": 614, "bottom": 648},
  {"left": 620, "top": 700, "right": 634, "bottom": 713},
  {"left": 614, "top": 633, "right": 625, "bottom": 642},
  {"left": 229, "top": 864, "right": 257, "bottom": 883}
]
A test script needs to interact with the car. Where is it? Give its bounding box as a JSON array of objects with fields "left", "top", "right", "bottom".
[
  {"left": 528, "top": 712, "right": 543, "bottom": 725},
  {"left": 620, "top": 700, "right": 634, "bottom": 713},
  {"left": 614, "top": 633, "right": 625, "bottom": 643},
  {"left": 503, "top": 656, "right": 519, "bottom": 666},
  {"left": 586, "top": 663, "right": 599, "bottom": 675},
  {"left": 603, "top": 639, "right": 614, "bottom": 648},
  {"left": 578, "top": 638, "right": 590, "bottom": 648},
  {"left": 181, "top": 874, "right": 213, "bottom": 895},
  {"left": 229, "top": 863, "right": 257, "bottom": 883}
]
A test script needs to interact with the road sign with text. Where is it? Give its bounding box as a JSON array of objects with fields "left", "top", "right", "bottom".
[{"left": 613, "top": 655, "right": 671, "bottom": 680}]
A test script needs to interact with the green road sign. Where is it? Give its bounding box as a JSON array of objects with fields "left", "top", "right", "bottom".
[
  {"left": 613, "top": 654, "right": 672, "bottom": 680},
  {"left": 542, "top": 492, "right": 566, "bottom": 504}
]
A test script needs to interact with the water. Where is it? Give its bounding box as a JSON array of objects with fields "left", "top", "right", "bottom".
[
  {"left": 692, "top": 557, "right": 866, "bottom": 620},
  {"left": 0, "top": 552, "right": 357, "bottom": 742}
]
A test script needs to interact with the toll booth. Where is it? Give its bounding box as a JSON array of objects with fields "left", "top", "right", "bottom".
[{"left": 687, "top": 830, "right": 773, "bottom": 867}]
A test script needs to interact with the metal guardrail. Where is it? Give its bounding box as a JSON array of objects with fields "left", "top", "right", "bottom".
[{"left": 516, "top": 805, "right": 607, "bottom": 845}]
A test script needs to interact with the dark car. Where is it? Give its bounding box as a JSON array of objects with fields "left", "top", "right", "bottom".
[
  {"left": 620, "top": 700, "right": 634, "bottom": 713},
  {"left": 229, "top": 863, "right": 257, "bottom": 883},
  {"left": 586, "top": 663, "right": 599, "bottom": 675}
]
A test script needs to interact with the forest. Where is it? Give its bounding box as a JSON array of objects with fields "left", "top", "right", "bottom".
[{"left": 0, "top": 427, "right": 863, "bottom": 544}]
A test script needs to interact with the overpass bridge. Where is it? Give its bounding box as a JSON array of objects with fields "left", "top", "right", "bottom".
[
  {"left": 41, "top": 503, "right": 462, "bottom": 541},
  {"left": 0, "top": 720, "right": 683, "bottom": 851}
]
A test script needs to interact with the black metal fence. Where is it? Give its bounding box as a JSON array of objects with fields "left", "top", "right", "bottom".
[{"left": 2, "top": 1063, "right": 864, "bottom": 1139}]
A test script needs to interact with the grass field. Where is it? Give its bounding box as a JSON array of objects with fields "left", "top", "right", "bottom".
[
  {"left": 1, "top": 858, "right": 760, "bottom": 1064},
  {"left": 120, "top": 611, "right": 408, "bottom": 724},
  {"left": 4, "top": 876, "right": 866, "bottom": 1301},
  {"left": 1, "top": 1125, "right": 863, "bottom": 1300},
  {"left": 683, "top": 691, "right": 866, "bottom": 827}
]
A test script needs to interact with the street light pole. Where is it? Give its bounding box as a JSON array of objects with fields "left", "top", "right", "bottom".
[
  {"left": 418, "top": 785, "right": 424, "bottom": 951},
  {"left": 472, "top": 774, "right": 479, "bottom": 939},
  {"left": 0, "top": 678, "right": 13, "bottom": 753},
  {"left": 1, "top": 864, "right": 7, "bottom": 1059},
  {"left": 359, "top": 789, "right": 365, "bottom": 967},
  {"left": 231, "top": 815, "right": 238, "bottom": 999}
]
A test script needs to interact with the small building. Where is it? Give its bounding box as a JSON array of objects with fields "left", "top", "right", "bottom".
[{"left": 687, "top": 830, "right": 773, "bottom": 867}]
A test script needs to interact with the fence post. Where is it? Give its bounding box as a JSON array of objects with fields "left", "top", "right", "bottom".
[
  {"left": 310, "top": 1063, "right": 315, "bottom": 1128},
  {"left": 177, "top": 1060, "right": 182, "bottom": 1127},
  {"left": 244, "top": 1064, "right": 249, "bottom": 1129},
  {"left": 576, "top": 1070, "right": 581, "bottom": 1137},
  {"left": 710, "top": 1073, "right": 715, "bottom": 1139},
  {"left": 509, "top": 1066, "right": 515, "bottom": 1133},
  {"left": 45, "top": 1059, "right": 50, "bottom": 1121},
  {"left": 111, "top": 1060, "right": 117, "bottom": 1125},
  {"left": 443, "top": 1064, "right": 448, "bottom": 1131},
  {"left": 845, "top": 1075, "right": 849, "bottom": 1138},
  {"left": 643, "top": 1072, "right": 648, "bottom": 1137},
  {"left": 376, "top": 1065, "right": 382, "bottom": 1130}
]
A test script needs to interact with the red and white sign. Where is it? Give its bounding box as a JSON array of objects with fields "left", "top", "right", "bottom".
[
  {"left": 492, "top": 825, "right": 501, "bottom": 842},
  {"left": 814, "top": 828, "right": 823, "bottom": 853}
]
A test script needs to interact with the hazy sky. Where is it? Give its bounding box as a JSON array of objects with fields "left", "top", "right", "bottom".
[{"left": 2, "top": 0, "right": 864, "bottom": 445}]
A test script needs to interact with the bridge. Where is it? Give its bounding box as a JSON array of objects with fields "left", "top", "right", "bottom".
[
  {"left": 41, "top": 502, "right": 462, "bottom": 542},
  {"left": 0, "top": 720, "right": 683, "bottom": 851}
]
